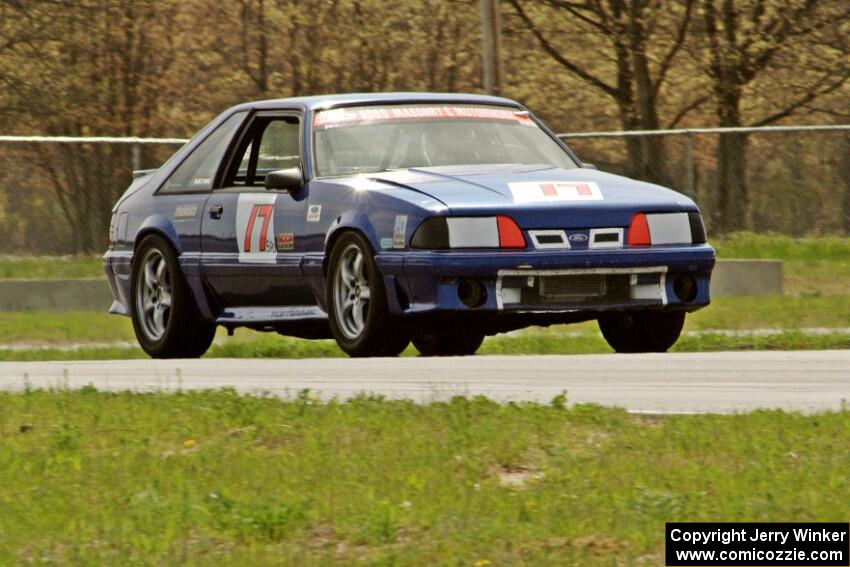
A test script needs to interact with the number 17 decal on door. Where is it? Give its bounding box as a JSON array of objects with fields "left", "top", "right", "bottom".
[{"left": 236, "top": 193, "right": 278, "bottom": 263}]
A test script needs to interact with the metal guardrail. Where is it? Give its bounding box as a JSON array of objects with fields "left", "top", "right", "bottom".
[
  {"left": 5, "top": 124, "right": 846, "bottom": 143},
  {"left": 2, "top": 123, "right": 847, "bottom": 198},
  {"left": 555, "top": 123, "right": 850, "bottom": 199},
  {"left": 0, "top": 135, "right": 188, "bottom": 170},
  {"left": 555, "top": 124, "right": 850, "bottom": 139},
  {"left": 0, "top": 135, "right": 188, "bottom": 143}
]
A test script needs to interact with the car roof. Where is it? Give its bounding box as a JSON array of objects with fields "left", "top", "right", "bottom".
[{"left": 228, "top": 92, "right": 525, "bottom": 113}]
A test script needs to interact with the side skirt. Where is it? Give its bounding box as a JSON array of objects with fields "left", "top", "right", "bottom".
[{"left": 215, "top": 305, "right": 332, "bottom": 340}]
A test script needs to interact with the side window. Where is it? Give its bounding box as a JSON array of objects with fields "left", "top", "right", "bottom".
[
  {"left": 258, "top": 120, "right": 300, "bottom": 172},
  {"left": 229, "top": 116, "right": 300, "bottom": 187},
  {"left": 160, "top": 111, "right": 246, "bottom": 193}
]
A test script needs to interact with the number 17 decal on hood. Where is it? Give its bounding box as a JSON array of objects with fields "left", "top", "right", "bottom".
[
  {"left": 236, "top": 193, "right": 277, "bottom": 263},
  {"left": 508, "top": 181, "right": 602, "bottom": 204}
]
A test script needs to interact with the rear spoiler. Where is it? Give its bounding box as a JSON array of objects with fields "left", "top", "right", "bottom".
[{"left": 132, "top": 168, "right": 158, "bottom": 179}]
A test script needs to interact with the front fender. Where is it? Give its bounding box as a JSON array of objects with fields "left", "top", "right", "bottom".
[{"left": 324, "top": 211, "right": 381, "bottom": 256}]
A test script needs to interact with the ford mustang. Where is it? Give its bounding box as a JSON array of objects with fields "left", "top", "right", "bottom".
[{"left": 104, "top": 92, "right": 715, "bottom": 358}]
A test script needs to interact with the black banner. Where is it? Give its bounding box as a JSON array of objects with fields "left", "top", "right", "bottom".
[{"left": 666, "top": 523, "right": 849, "bottom": 566}]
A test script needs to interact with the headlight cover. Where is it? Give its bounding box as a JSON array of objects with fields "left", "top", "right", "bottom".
[
  {"left": 411, "top": 216, "right": 526, "bottom": 249},
  {"left": 627, "top": 212, "right": 707, "bottom": 246}
]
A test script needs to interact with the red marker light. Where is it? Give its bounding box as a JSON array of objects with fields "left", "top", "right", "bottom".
[
  {"left": 627, "top": 212, "right": 651, "bottom": 246},
  {"left": 497, "top": 215, "right": 526, "bottom": 248}
]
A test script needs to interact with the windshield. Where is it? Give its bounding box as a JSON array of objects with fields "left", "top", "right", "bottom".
[{"left": 313, "top": 104, "right": 577, "bottom": 177}]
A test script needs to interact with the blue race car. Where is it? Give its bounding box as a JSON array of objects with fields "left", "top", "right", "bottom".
[{"left": 104, "top": 92, "right": 715, "bottom": 358}]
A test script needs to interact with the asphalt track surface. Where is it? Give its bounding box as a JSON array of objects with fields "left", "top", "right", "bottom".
[{"left": 1, "top": 350, "right": 849, "bottom": 414}]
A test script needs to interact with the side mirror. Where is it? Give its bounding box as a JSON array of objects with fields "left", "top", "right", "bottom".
[
  {"left": 583, "top": 162, "right": 598, "bottom": 170},
  {"left": 264, "top": 167, "right": 303, "bottom": 191}
]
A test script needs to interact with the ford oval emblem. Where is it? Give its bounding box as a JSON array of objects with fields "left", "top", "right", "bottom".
[{"left": 568, "top": 233, "right": 588, "bottom": 242}]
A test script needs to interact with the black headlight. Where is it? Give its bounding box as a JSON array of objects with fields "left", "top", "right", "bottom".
[
  {"left": 411, "top": 217, "right": 450, "bottom": 249},
  {"left": 688, "top": 212, "right": 707, "bottom": 244}
]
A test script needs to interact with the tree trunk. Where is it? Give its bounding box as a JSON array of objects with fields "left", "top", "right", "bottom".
[
  {"left": 615, "top": 100, "right": 645, "bottom": 180},
  {"left": 713, "top": 85, "right": 749, "bottom": 233},
  {"left": 630, "top": 18, "right": 669, "bottom": 186},
  {"left": 841, "top": 135, "right": 850, "bottom": 234},
  {"left": 715, "top": 130, "right": 749, "bottom": 233}
]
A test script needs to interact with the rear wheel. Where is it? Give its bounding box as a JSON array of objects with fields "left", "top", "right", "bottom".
[
  {"left": 327, "top": 232, "right": 409, "bottom": 357},
  {"left": 131, "top": 234, "right": 216, "bottom": 358},
  {"left": 412, "top": 330, "right": 485, "bottom": 357},
  {"left": 598, "top": 310, "right": 685, "bottom": 353}
]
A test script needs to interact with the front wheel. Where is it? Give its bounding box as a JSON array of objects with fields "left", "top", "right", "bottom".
[
  {"left": 598, "top": 310, "right": 685, "bottom": 353},
  {"left": 327, "top": 232, "right": 408, "bottom": 357},
  {"left": 130, "top": 235, "right": 216, "bottom": 358}
]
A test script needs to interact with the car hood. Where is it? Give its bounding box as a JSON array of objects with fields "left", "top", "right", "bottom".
[{"left": 371, "top": 164, "right": 698, "bottom": 229}]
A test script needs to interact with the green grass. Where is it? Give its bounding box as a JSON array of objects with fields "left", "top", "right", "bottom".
[
  {"left": 0, "top": 312, "right": 136, "bottom": 344},
  {"left": 0, "top": 389, "right": 847, "bottom": 565},
  {"left": 714, "top": 232, "right": 850, "bottom": 262},
  {"left": 0, "top": 255, "right": 103, "bottom": 279},
  {"left": 5, "top": 294, "right": 850, "bottom": 344},
  {"left": 2, "top": 295, "right": 848, "bottom": 346},
  {"left": 485, "top": 328, "right": 850, "bottom": 355},
  {"left": 1, "top": 294, "right": 850, "bottom": 360},
  {"left": 2, "top": 327, "right": 850, "bottom": 361},
  {"left": 686, "top": 295, "right": 850, "bottom": 330},
  {"left": 0, "top": 233, "right": 848, "bottom": 358}
]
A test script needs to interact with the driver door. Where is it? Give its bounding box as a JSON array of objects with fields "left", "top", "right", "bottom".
[{"left": 201, "top": 111, "right": 312, "bottom": 308}]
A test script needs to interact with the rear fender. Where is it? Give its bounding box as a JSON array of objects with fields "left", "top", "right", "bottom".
[
  {"left": 135, "top": 213, "right": 182, "bottom": 253},
  {"left": 132, "top": 214, "right": 215, "bottom": 321}
]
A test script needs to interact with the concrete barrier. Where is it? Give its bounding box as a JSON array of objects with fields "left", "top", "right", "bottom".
[
  {"left": 0, "top": 278, "right": 114, "bottom": 312},
  {"left": 711, "top": 259, "right": 783, "bottom": 297},
  {"left": 0, "top": 259, "right": 782, "bottom": 312}
]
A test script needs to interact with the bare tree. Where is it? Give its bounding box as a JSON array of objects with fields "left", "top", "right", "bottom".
[
  {"left": 507, "top": 0, "right": 703, "bottom": 186},
  {"left": 698, "top": 0, "right": 850, "bottom": 232},
  {"left": 10, "top": 0, "right": 185, "bottom": 252}
]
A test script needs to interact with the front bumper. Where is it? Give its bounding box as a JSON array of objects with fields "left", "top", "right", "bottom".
[{"left": 376, "top": 244, "right": 715, "bottom": 317}]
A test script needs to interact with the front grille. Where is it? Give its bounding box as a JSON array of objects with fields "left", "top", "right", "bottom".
[
  {"left": 498, "top": 268, "right": 666, "bottom": 310},
  {"left": 539, "top": 274, "right": 605, "bottom": 301}
]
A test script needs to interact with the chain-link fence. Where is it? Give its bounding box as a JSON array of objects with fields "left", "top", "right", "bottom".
[
  {"left": 0, "top": 125, "right": 847, "bottom": 254},
  {"left": 558, "top": 125, "right": 850, "bottom": 236},
  {"left": 0, "top": 137, "right": 185, "bottom": 254}
]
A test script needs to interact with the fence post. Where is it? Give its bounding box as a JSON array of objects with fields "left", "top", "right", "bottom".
[
  {"left": 131, "top": 143, "right": 141, "bottom": 172},
  {"left": 479, "top": 0, "right": 503, "bottom": 95},
  {"left": 685, "top": 130, "right": 695, "bottom": 198}
]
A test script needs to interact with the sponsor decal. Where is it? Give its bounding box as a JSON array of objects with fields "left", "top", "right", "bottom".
[
  {"left": 393, "top": 215, "right": 408, "bottom": 249},
  {"left": 268, "top": 306, "right": 325, "bottom": 319},
  {"left": 314, "top": 106, "right": 535, "bottom": 129},
  {"left": 236, "top": 193, "right": 277, "bottom": 263},
  {"left": 380, "top": 237, "right": 393, "bottom": 249},
  {"left": 306, "top": 204, "right": 322, "bottom": 222},
  {"left": 275, "top": 232, "right": 294, "bottom": 250},
  {"left": 174, "top": 203, "right": 198, "bottom": 221},
  {"left": 508, "top": 181, "right": 603, "bottom": 204}
]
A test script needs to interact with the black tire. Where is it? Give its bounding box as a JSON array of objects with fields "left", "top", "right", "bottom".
[
  {"left": 598, "top": 310, "right": 685, "bottom": 353},
  {"left": 130, "top": 234, "right": 216, "bottom": 358},
  {"left": 412, "top": 330, "right": 485, "bottom": 357},
  {"left": 327, "top": 231, "right": 409, "bottom": 357}
]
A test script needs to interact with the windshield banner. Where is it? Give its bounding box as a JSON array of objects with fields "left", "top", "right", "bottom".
[{"left": 314, "top": 106, "right": 535, "bottom": 129}]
